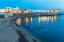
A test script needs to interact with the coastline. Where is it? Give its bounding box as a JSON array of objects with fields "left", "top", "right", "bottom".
[
  {"left": 11, "top": 20, "right": 29, "bottom": 42},
  {"left": 0, "top": 18, "right": 19, "bottom": 42},
  {"left": 0, "top": 16, "right": 40, "bottom": 42},
  {"left": 0, "top": 14, "right": 62, "bottom": 42},
  {"left": 11, "top": 17, "right": 41, "bottom": 42},
  {"left": 0, "top": 18, "right": 32, "bottom": 42}
]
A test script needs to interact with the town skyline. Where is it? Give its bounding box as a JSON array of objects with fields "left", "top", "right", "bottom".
[
  {"left": 0, "top": 7, "right": 60, "bottom": 14},
  {"left": 0, "top": 0, "right": 64, "bottom": 14}
]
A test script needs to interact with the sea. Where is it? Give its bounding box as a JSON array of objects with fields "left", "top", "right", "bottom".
[{"left": 16, "top": 15, "right": 64, "bottom": 42}]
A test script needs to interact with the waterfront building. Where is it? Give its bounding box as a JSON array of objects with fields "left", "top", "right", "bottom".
[
  {"left": 4, "top": 7, "right": 12, "bottom": 13},
  {"left": 12, "top": 7, "right": 19, "bottom": 14},
  {"left": 19, "top": 9, "right": 25, "bottom": 13},
  {"left": 0, "top": 7, "right": 60, "bottom": 16},
  {"left": 24, "top": 11, "right": 28, "bottom": 13},
  {"left": 4, "top": 7, "right": 19, "bottom": 13},
  {"left": 18, "top": 9, "right": 32, "bottom": 13},
  {"left": 32, "top": 10, "right": 37, "bottom": 13},
  {"left": 18, "top": 10, "right": 22, "bottom": 14},
  {"left": 26, "top": 9, "right": 32, "bottom": 13},
  {"left": 23, "top": 9, "right": 32, "bottom": 13},
  {"left": 37, "top": 9, "right": 41, "bottom": 12},
  {"left": 41, "top": 10, "right": 47, "bottom": 12},
  {"left": 0, "top": 9, "right": 5, "bottom": 13}
]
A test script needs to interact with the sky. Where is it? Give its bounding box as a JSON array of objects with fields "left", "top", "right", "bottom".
[{"left": 0, "top": 0, "right": 64, "bottom": 13}]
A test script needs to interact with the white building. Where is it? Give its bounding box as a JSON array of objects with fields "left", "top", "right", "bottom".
[
  {"left": 0, "top": 9, "right": 5, "bottom": 13},
  {"left": 12, "top": 7, "right": 19, "bottom": 13},
  {"left": 32, "top": 10, "right": 38, "bottom": 13}
]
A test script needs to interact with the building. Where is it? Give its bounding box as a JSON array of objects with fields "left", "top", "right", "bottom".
[
  {"left": 0, "top": 9, "right": 5, "bottom": 13},
  {"left": 4, "top": 7, "right": 12, "bottom": 13},
  {"left": 12, "top": 7, "right": 19, "bottom": 13},
  {"left": 4, "top": 7, "right": 19, "bottom": 13}
]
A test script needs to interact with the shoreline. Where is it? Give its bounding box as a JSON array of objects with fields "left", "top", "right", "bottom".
[
  {"left": 0, "top": 17, "right": 40, "bottom": 42},
  {"left": 16, "top": 30, "right": 29, "bottom": 42},
  {"left": 0, "top": 18, "right": 19, "bottom": 42},
  {"left": 11, "top": 17, "right": 41, "bottom": 42},
  {"left": 10, "top": 18, "right": 30, "bottom": 42}
]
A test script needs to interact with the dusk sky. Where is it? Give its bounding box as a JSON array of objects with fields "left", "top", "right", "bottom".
[{"left": 0, "top": 0, "right": 64, "bottom": 13}]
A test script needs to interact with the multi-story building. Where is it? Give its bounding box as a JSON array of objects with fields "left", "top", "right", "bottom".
[
  {"left": 4, "top": 7, "right": 19, "bottom": 13},
  {"left": 12, "top": 7, "right": 19, "bottom": 13},
  {"left": 0, "top": 9, "right": 5, "bottom": 13},
  {"left": 4, "top": 7, "right": 12, "bottom": 13}
]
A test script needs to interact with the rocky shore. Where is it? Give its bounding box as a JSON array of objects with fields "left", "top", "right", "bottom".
[
  {"left": 0, "top": 18, "right": 30, "bottom": 42},
  {"left": 0, "top": 17, "right": 40, "bottom": 42},
  {"left": 0, "top": 18, "right": 19, "bottom": 42}
]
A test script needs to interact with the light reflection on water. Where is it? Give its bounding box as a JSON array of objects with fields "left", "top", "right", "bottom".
[
  {"left": 16, "top": 15, "right": 64, "bottom": 42},
  {"left": 16, "top": 18, "right": 21, "bottom": 25},
  {"left": 16, "top": 16, "right": 56, "bottom": 26}
]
